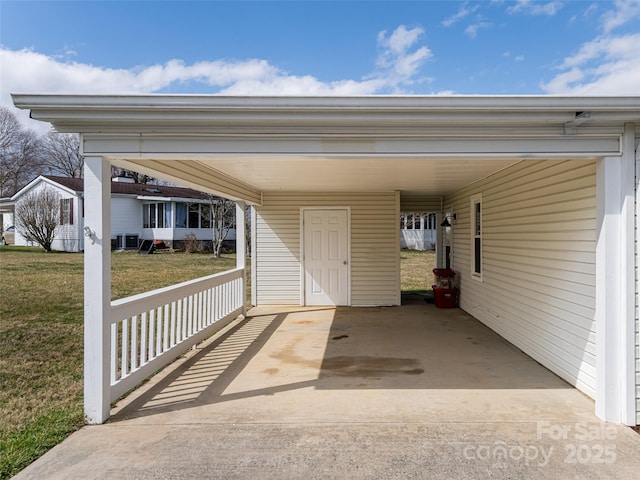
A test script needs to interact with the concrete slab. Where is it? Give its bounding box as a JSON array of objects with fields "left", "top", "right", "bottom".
[{"left": 14, "top": 305, "right": 640, "bottom": 479}]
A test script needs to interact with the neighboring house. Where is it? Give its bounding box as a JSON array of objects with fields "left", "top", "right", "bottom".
[
  {"left": 400, "top": 212, "right": 437, "bottom": 250},
  {"left": 8, "top": 175, "right": 235, "bottom": 252},
  {"left": 0, "top": 199, "right": 14, "bottom": 236},
  {"left": 13, "top": 94, "right": 640, "bottom": 428}
]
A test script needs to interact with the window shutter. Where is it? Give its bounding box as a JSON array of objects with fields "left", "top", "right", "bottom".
[
  {"left": 60, "top": 199, "right": 64, "bottom": 225},
  {"left": 69, "top": 199, "right": 74, "bottom": 225}
]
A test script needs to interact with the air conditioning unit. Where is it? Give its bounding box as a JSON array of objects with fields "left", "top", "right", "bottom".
[{"left": 125, "top": 235, "right": 139, "bottom": 249}]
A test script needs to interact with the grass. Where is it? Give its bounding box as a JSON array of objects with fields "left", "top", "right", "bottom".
[
  {"left": 0, "top": 245, "right": 434, "bottom": 478},
  {"left": 400, "top": 248, "right": 436, "bottom": 293},
  {"left": 0, "top": 246, "right": 239, "bottom": 479}
]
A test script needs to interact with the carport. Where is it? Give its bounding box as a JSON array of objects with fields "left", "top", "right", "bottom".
[{"left": 12, "top": 94, "right": 640, "bottom": 428}]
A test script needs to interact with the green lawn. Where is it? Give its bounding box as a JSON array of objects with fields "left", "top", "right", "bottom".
[
  {"left": 0, "top": 245, "right": 434, "bottom": 478},
  {"left": 0, "top": 246, "right": 237, "bottom": 479},
  {"left": 400, "top": 248, "right": 436, "bottom": 293}
]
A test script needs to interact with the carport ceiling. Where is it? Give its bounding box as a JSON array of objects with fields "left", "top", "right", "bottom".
[{"left": 112, "top": 155, "right": 520, "bottom": 197}]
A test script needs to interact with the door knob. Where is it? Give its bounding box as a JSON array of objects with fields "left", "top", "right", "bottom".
[{"left": 343, "top": 260, "right": 348, "bottom": 265}]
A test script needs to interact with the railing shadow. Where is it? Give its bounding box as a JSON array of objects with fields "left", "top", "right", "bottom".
[{"left": 110, "top": 303, "right": 573, "bottom": 424}]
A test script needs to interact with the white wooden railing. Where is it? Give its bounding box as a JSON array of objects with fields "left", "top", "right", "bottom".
[{"left": 109, "top": 267, "right": 245, "bottom": 401}]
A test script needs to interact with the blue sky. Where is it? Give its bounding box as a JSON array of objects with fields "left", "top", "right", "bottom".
[{"left": 1, "top": 1, "right": 639, "bottom": 130}]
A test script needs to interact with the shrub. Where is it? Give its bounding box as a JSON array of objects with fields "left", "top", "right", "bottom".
[{"left": 182, "top": 233, "right": 203, "bottom": 253}]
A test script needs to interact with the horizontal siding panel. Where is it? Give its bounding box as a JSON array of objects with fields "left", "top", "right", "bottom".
[
  {"left": 256, "top": 191, "right": 399, "bottom": 306},
  {"left": 400, "top": 196, "right": 442, "bottom": 212},
  {"left": 483, "top": 247, "right": 595, "bottom": 275},
  {"left": 446, "top": 159, "right": 597, "bottom": 398}
]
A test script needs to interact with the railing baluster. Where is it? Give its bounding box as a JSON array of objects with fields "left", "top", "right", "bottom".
[
  {"left": 110, "top": 323, "right": 117, "bottom": 384},
  {"left": 155, "top": 307, "right": 162, "bottom": 355},
  {"left": 198, "top": 291, "right": 203, "bottom": 330},
  {"left": 131, "top": 315, "right": 138, "bottom": 371},
  {"left": 140, "top": 312, "right": 147, "bottom": 365},
  {"left": 163, "top": 304, "right": 170, "bottom": 352},
  {"left": 121, "top": 318, "right": 129, "bottom": 377},
  {"left": 181, "top": 298, "right": 189, "bottom": 341},
  {"left": 170, "top": 301, "right": 176, "bottom": 347},
  {"left": 149, "top": 309, "right": 155, "bottom": 360},
  {"left": 187, "top": 295, "right": 193, "bottom": 338}
]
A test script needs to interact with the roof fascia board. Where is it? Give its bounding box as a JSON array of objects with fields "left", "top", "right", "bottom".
[
  {"left": 11, "top": 175, "right": 79, "bottom": 200},
  {"left": 12, "top": 93, "right": 640, "bottom": 112},
  {"left": 136, "top": 196, "right": 209, "bottom": 203}
]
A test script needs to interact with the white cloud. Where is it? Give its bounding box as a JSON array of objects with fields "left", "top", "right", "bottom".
[
  {"left": 601, "top": 0, "right": 640, "bottom": 32},
  {"left": 540, "top": 33, "right": 640, "bottom": 94},
  {"left": 541, "top": 1, "right": 640, "bottom": 94},
  {"left": 1, "top": 25, "right": 432, "bottom": 130},
  {"left": 507, "top": 0, "right": 563, "bottom": 16},
  {"left": 514, "top": 55, "right": 525, "bottom": 62},
  {"left": 374, "top": 26, "right": 432, "bottom": 89},
  {"left": 465, "top": 22, "right": 493, "bottom": 38},
  {"left": 442, "top": 3, "right": 479, "bottom": 27}
]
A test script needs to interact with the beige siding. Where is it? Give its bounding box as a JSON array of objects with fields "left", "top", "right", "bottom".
[
  {"left": 255, "top": 191, "right": 400, "bottom": 306},
  {"left": 446, "top": 159, "right": 597, "bottom": 398},
  {"left": 400, "top": 196, "right": 442, "bottom": 212}
]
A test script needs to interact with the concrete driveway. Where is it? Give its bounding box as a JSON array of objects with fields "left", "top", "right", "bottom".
[{"left": 15, "top": 302, "right": 640, "bottom": 479}]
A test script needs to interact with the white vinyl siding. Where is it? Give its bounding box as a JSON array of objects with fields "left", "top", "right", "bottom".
[
  {"left": 112, "top": 196, "right": 142, "bottom": 238},
  {"left": 255, "top": 191, "right": 400, "bottom": 306},
  {"left": 14, "top": 183, "right": 82, "bottom": 252},
  {"left": 445, "top": 159, "right": 597, "bottom": 398}
]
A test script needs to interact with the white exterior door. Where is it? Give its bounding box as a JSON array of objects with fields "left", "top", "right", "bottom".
[{"left": 303, "top": 208, "right": 349, "bottom": 306}]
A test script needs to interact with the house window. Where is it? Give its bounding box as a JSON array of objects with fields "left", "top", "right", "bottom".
[
  {"left": 427, "top": 213, "right": 436, "bottom": 230},
  {"left": 470, "top": 194, "right": 482, "bottom": 279},
  {"left": 174, "top": 202, "right": 211, "bottom": 229},
  {"left": 150, "top": 204, "right": 157, "bottom": 228},
  {"left": 200, "top": 204, "right": 211, "bottom": 229},
  {"left": 163, "top": 202, "right": 172, "bottom": 227},
  {"left": 175, "top": 203, "right": 187, "bottom": 228},
  {"left": 60, "top": 198, "right": 73, "bottom": 225},
  {"left": 143, "top": 202, "right": 172, "bottom": 228},
  {"left": 188, "top": 204, "right": 200, "bottom": 228}
]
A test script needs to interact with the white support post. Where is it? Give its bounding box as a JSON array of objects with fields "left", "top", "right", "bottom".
[
  {"left": 435, "top": 212, "right": 443, "bottom": 269},
  {"left": 236, "top": 201, "right": 246, "bottom": 316},
  {"left": 250, "top": 206, "right": 257, "bottom": 307},
  {"left": 83, "top": 156, "right": 112, "bottom": 424},
  {"left": 595, "top": 122, "right": 636, "bottom": 425}
]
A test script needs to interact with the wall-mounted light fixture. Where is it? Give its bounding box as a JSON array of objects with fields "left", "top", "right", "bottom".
[{"left": 440, "top": 213, "right": 457, "bottom": 228}]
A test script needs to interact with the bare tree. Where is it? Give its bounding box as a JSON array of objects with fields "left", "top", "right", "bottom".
[
  {"left": 15, "top": 188, "right": 60, "bottom": 252},
  {"left": 205, "top": 195, "right": 235, "bottom": 258},
  {"left": 41, "top": 132, "right": 84, "bottom": 178},
  {"left": 0, "top": 107, "right": 21, "bottom": 152},
  {"left": 0, "top": 108, "right": 45, "bottom": 197}
]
